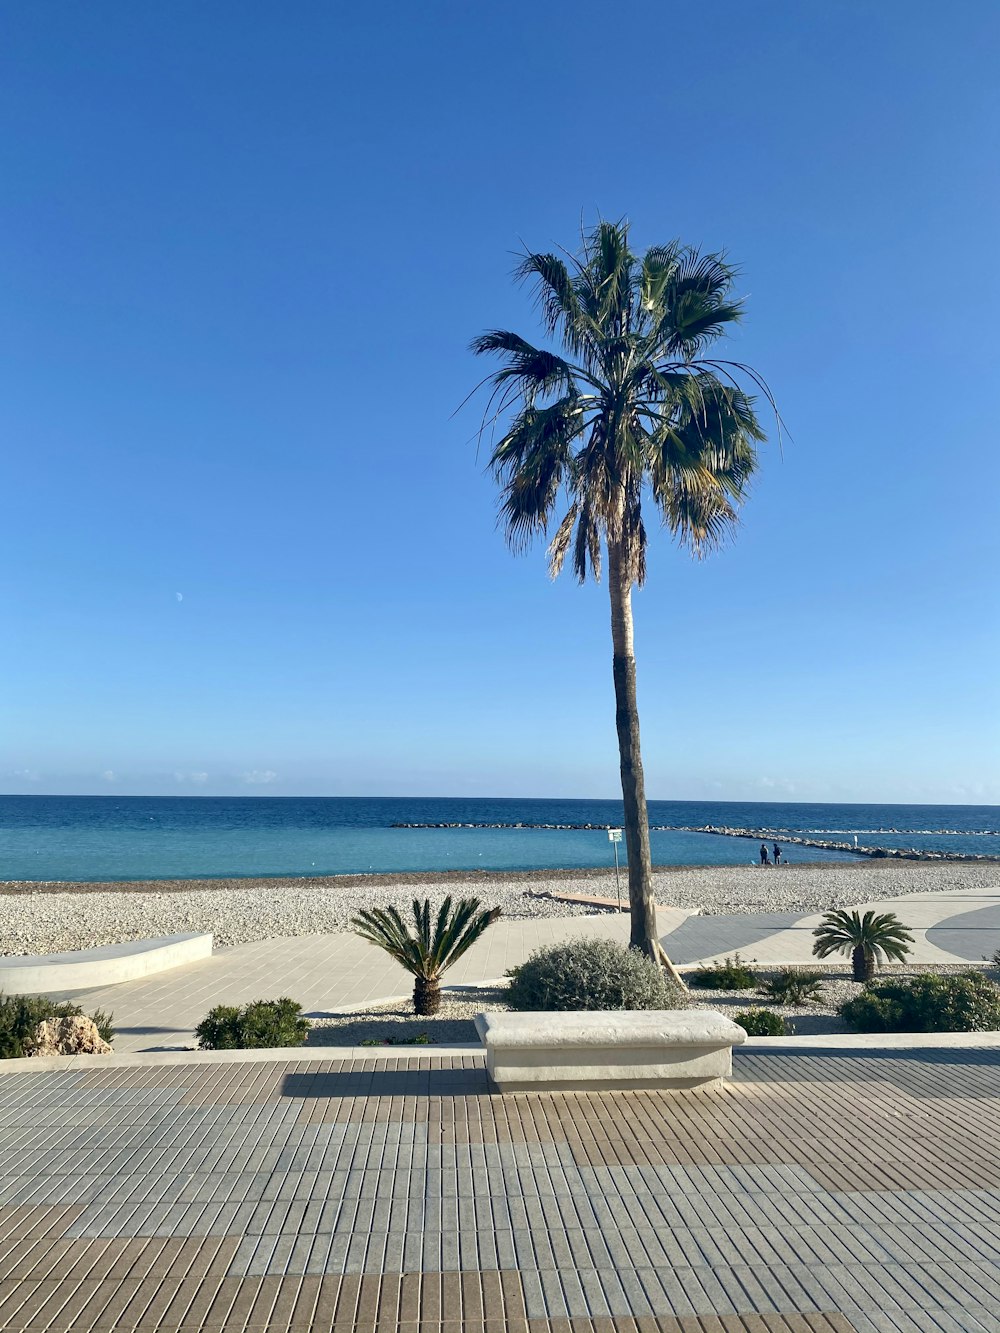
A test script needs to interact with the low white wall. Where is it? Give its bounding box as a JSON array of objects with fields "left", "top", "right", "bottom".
[{"left": 0, "top": 932, "right": 213, "bottom": 993}]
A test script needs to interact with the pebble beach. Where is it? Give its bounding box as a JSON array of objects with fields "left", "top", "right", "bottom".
[{"left": 2, "top": 860, "right": 997, "bottom": 956}]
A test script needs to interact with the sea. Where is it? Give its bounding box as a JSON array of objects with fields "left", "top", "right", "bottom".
[{"left": 0, "top": 795, "right": 997, "bottom": 883}]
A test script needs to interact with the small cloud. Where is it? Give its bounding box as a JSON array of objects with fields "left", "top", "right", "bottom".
[
  {"left": 176, "top": 592, "right": 184, "bottom": 602},
  {"left": 102, "top": 770, "right": 119, "bottom": 783},
  {"left": 758, "top": 776, "right": 796, "bottom": 794},
  {"left": 174, "top": 771, "right": 209, "bottom": 785},
  {"left": 11, "top": 769, "right": 41, "bottom": 783},
  {"left": 241, "top": 769, "right": 278, "bottom": 785}
]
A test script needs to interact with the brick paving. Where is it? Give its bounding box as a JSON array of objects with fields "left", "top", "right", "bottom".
[{"left": 2, "top": 1047, "right": 1000, "bottom": 1331}]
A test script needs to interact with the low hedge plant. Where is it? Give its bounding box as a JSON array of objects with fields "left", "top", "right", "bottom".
[
  {"left": 195, "top": 997, "right": 310, "bottom": 1050},
  {"left": 734, "top": 1008, "right": 788, "bottom": 1037},
  {"left": 506, "top": 938, "right": 683, "bottom": 1012},
  {"left": 687, "top": 954, "right": 757, "bottom": 990},
  {"left": 840, "top": 971, "right": 1000, "bottom": 1034}
]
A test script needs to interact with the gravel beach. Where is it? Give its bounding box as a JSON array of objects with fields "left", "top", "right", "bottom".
[{"left": 0, "top": 860, "right": 997, "bottom": 956}]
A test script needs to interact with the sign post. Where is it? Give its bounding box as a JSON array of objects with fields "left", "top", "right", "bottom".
[{"left": 607, "top": 828, "right": 623, "bottom": 912}]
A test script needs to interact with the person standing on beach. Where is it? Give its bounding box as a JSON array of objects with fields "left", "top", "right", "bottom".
[
  {"left": 773, "top": 843, "right": 782, "bottom": 865},
  {"left": 760, "top": 843, "right": 770, "bottom": 866}
]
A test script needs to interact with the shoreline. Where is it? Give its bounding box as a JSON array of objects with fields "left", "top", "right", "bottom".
[{"left": 0, "top": 857, "right": 895, "bottom": 896}]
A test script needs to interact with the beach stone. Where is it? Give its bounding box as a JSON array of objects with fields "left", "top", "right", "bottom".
[{"left": 26, "top": 1016, "right": 112, "bottom": 1057}]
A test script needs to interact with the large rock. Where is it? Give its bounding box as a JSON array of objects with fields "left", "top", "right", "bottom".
[{"left": 26, "top": 1016, "right": 112, "bottom": 1057}]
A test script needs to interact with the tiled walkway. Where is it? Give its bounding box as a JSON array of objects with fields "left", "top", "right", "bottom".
[
  {"left": 2, "top": 1046, "right": 1000, "bottom": 1330},
  {"left": 50, "top": 889, "right": 1000, "bottom": 1053},
  {"left": 54, "top": 912, "right": 688, "bottom": 1053}
]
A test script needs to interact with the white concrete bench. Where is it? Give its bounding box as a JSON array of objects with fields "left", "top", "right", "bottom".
[
  {"left": 0, "top": 933, "right": 213, "bottom": 994},
  {"left": 474, "top": 1010, "right": 745, "bottom": 1091}
]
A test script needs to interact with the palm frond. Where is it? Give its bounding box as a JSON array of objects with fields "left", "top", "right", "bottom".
[
  {"left": 351, "top": 897, "right": 502, "bottom": 983},
  {"left": 515, "top": 251, "right": 594, "bottom": 356},
  {"left": 469, "top": 220, "right": 778, "bottom": 584},
  {"left": 546, "top": 504, "right": 579, "bottom": 579}
]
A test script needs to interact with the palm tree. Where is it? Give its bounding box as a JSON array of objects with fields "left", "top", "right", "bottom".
[
  {"left": 471, "top": 218, "right": 774, "bottom": 974},
  {"left": 351, "top": 896, "right": 501, "bottom": 1016},
  {"left": 812, "top": 909, "right": 914, "bottom": 982}
]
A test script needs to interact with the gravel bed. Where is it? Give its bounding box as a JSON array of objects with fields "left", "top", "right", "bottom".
[
  {"left": 308, "top": 987, "right": 509, "bottom": 1047},
  {"left": 686, "top": 962, "right": 998, "bottom": 1035},
  {"left": 307, "top": 964, "right": 1000, "bottom": 1045},
  {"left": 0, "top": 861, "right": 996, "bottom": 955}
]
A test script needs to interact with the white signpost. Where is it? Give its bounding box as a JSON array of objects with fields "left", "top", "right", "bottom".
[{"left": 608, "top": 828, "right": 623, "bottom": 912}]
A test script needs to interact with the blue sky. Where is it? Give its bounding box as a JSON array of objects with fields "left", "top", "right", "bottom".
[{"left": 2, "top": 1, "right": 998, "bottom": 804}]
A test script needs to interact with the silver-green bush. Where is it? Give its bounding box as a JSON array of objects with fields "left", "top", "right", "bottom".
[{"left": 506, "top": 938, "right": 684, "bottom": 1012}]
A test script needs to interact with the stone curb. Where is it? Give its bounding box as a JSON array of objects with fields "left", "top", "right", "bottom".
[
  {"left": 0, "top": 1042, "right": 483, "bottom": 1073},
  {"left": 3, "top": 1028, "right": 1000, "bottom": 1073}
]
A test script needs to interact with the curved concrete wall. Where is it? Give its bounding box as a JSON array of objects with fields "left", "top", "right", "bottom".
[{"left": 0, "top": 932, "right": 213, "bottom": 993}]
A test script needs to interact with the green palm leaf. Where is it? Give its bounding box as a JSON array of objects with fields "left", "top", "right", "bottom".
[
  {"left": 812, "top": 909, "right": 915, "bottom": 982},
  {"left": 350, "top": 897, "right": 501, "bottom": 1016}
]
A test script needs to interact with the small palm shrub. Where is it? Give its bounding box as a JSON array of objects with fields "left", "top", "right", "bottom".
[
  {"left": 687, "top": 954, "right": 757, "bottom": 990},
  {"left": 351, "top": 897, "right": 501, "bottom": 1016},
  {"left": 840, "top": 972, "right": 1000, "bottom": 1033},
  {"left": 506, "top": 938, "right": 683, "bottom": 1012},
  {"left": 734, "top": 1008, "right": 787, "bottom": 1036},
  {"left": 195, "top": 998, "right": 309, "bottom": 1050},
  {"left": 812, "top": 909, "right": 914, "bottom": 982},
  {"left": 0, "top": 993, "right": 115, "bottom": 1060},
  {"left": 761, "top": 969, "right": 824, "bottom": 1006}
]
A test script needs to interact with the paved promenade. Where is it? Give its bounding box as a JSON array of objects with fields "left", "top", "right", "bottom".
[
  {"left": 2, "top": 1044, "right": 1000, "bottom": 1330},
  {"left": 49, "top": 889, "right": 1000, "bottom": 1053},
  {"left": 53, "top": 911, "right": 689, "bottom": 1054}
]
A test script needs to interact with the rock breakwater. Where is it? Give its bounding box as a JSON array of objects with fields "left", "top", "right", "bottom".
[{"left": 688, "top": 826, "right": 1000, "bottom": 862}]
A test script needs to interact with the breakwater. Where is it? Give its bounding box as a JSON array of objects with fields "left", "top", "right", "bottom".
[
  {"left": 685, "top": 825, "right": 1000, "bottom": 861},
  {"left": 390, "top": 821, "right": 1000, "bottom": 862}
]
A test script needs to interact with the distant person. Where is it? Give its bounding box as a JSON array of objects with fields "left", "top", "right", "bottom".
[
  {"left": 773, "top": 843, "right": 782, "bottom": 866},
  {"left": 759, "top": 843, "right": 770, "bottom": 866}
]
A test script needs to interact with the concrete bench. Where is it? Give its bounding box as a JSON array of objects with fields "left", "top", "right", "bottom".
[
  {"left": 474, "top": 1010, "right": 745, "bottom": 1091},
  {"left": 0, "top": 933, "right": 213, "bottom": 994}
]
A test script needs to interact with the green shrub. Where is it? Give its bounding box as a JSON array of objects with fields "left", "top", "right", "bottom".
[
  {"left": 734, "top": 1008, "right": 788, "bottom": 1036},
  {"left": 687, "top": 954, "right": 757, "bottom": 990},
  {"left": 0, "top": 993, "right": 115, "bottom": 1059},
  {"left": 506, "top": 938, "right": 683, "bottom": 1012},
  {"left": 761, "top": 969, "right": 824, "bottom": 1006},
  {"left": 359, "top": 1033, "right": 432, "bottom": 1046},
  {"left": 840, "top": 972, "right": 1000, "bottom": 1034},
  {"left": 195, "top": 998, "right": 309, "bottom": 1050}
]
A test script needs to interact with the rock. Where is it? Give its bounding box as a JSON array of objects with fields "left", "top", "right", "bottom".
[{"left": 26, "top": 1016, "right": 112, "bottom": 1057}]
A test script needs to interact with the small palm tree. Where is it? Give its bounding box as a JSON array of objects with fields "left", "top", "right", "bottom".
[
  {"left": 812, "top": 910, "right": 914, "bottom": 982},
  {"left": 351, "top": 897, "right": 501, "bottom": 1016}
]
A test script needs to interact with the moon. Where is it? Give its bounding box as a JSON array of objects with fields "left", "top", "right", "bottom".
[{"left": 175, "top": 592, "right": 183, "bottom": 602}]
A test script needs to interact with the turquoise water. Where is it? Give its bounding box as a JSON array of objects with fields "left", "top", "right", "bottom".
[{"left": 1, "top": 795, "right": 996, "bottom": 882}]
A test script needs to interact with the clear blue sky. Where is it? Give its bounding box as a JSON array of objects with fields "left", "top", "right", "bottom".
[{"left": 3, "top": 1, "right": 998, "bottom": 804}]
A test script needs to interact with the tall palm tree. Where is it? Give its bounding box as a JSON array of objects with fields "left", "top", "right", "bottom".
[
  {"left": 812, "top": 909, "right": 914, "bottom": 982},
  {"left": 471, "top": 219, "right": 774, "bottom": 972},
  {"left": 351, "top": 896, "right": 501, "bottom": 1016}
]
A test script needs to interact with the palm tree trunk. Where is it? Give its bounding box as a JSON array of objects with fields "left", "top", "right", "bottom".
[
  {"left": 608, "top": 542, "right": 684, "bottom": 988},
  {"left": 413, "top": 976, "right": 441, "bottom": 1017},
  {"left": 851, "top": 945, "right": 871, "bottom": 983}
]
